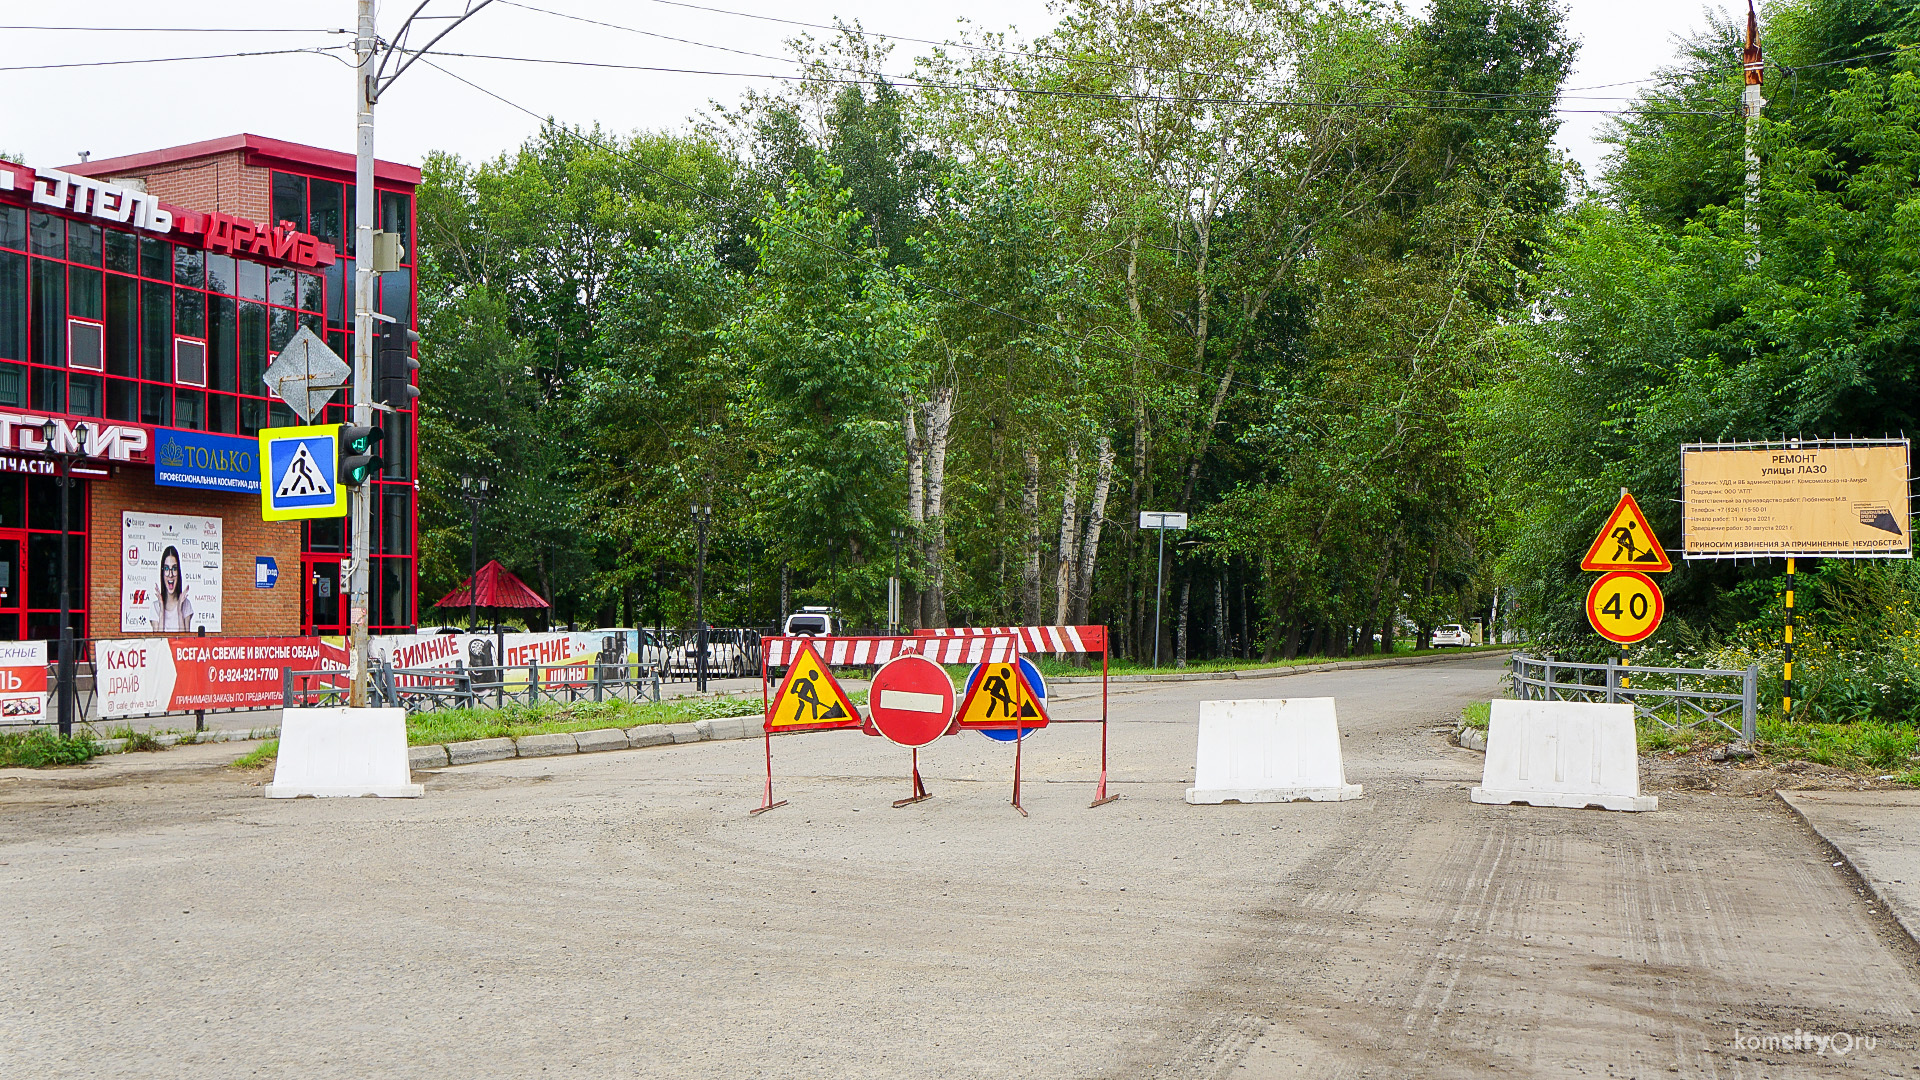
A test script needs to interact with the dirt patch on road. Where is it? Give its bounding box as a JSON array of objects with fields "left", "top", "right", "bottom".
[{"left": 1644, "top": 750, "right": 1912, "bottom": 798}]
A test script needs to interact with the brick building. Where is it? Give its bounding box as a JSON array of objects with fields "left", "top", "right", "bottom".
[{"left": 0, "top": 135, "right": 420, "bottom": 641}]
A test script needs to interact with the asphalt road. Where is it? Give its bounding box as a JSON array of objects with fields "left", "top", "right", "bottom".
[{"left": 1, "top": 655, "right": 1916, "bottom": 1078}]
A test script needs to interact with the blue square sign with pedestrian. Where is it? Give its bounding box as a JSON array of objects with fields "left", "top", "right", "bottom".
[{"left": 258, "top": 425, "right": 346, "bottom": 521}]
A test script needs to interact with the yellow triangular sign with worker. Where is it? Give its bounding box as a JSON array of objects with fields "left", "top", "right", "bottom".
[
  {"left": 765, "top": 641, "right": 862, "bottom": 733},
  {"left": 1581, "top": 490, "right": 1673, "bottom": 572},
  {"left": 954, "top": 660, "right": 1052, "bottom": 730}
]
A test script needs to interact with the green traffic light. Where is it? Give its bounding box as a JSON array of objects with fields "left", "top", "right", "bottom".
[{"left": 338, "top": 424, "right": 386, "bottom": 487}]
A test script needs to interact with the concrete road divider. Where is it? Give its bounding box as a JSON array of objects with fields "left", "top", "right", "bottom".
[
  {"left": 1470, "top": 699, "right": 1656, "bottom": 812},
  {"left": 1185, "top": 697, "right": 1363, "bottom": 804},
  {"left": 266, "top": 706, "right": 423, "bottom": 799}
]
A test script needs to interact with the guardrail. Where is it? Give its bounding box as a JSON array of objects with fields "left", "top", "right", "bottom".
[{"left": 1509, "top": 653, "right": 1757, "bottom": 743}]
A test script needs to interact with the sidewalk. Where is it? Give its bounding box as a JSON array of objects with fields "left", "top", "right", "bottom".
[{"left": 1777, "top": 789, "right": 1920, "bottom": 946}]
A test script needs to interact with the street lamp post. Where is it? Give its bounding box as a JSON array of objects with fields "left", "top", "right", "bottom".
[
  {"left": 457, "top": 477, "right": 490, "bottom": 631},
  {"left": 888, "top": 527, "right": 903, "bottom": 635},
  {"left": 691, "top": 504, "right": 711, "bottom": 693},
  {"left": 41, "top": 421, "right": 86, "bottom": 737}
]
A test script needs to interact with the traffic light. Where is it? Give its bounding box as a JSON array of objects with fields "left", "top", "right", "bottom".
[
  {"left": 338, "top": 424, "right": 385, "bottom": 487},
  {"left": 376, "top": 318, "right": 421, "bottom": 408}
]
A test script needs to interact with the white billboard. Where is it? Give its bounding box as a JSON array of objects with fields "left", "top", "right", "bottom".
[{"left": 120, "top": 511, "right": 222, "bottom": 633}]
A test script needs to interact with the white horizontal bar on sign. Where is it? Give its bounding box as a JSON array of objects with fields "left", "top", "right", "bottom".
[{"left": 879, "top": 689, "right": 946, "bottom": 714}]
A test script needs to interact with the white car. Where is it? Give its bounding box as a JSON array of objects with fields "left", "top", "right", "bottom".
[
  {"left": 669, "top": 627, "right": 763, "bottom": 679},
  {"left": 1430, "top": 624, "right": 1473, "bottom": 648}
]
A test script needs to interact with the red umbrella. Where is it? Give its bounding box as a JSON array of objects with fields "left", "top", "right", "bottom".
[{"left": 434, "top": 559, "right": 550, "bottom": 611}]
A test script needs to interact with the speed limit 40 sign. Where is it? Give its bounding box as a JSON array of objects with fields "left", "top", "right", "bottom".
[{"left": 1585, "top": 571, "right": 1664, "bottom": 644}]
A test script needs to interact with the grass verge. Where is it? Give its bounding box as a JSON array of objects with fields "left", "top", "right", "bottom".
[
  {"left": 0, "top": 728, "right": 100, "bottom": 767},
  {"left": 103, "top": 724, "right": 167, "bottom": 752},
  {"left": 404, "top": 693, "right": 766, "bottom": 746},
  {"left": 1469, "top": 699, "right": 1919, "bottom": 784},
  {"left": 231, "top": 740, "right": 277, "bottom": 769}
]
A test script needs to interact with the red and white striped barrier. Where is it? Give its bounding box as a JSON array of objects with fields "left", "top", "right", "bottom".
[
  {"left": 914, "top": 625, "right": 1107, "bottom": 653},
  {"left": 762, "top": 634, "right": 1020, "bottom": 667}
]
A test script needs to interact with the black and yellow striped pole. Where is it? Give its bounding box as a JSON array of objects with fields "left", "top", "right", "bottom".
[{"left": 1783, "top": 556, "right": 1795, "bottom": 716}]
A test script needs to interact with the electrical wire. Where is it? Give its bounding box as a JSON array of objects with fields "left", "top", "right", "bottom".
[
  {"left": 0, "top": 25, "right": 349, "bottom": 33},
  {"left": 426, "top": 49, "right": 1710, "bottom": 118},
  {"left": 417, "top": 55, "right": 1471, "bottom": 425},
  {"left": 503, "top": 0, "right": 1650, "bottom": 104},
  {"left": 0, "top": 46, "right": 351, "bottom": 72}
]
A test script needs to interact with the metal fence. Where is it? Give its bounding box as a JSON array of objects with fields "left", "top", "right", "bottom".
[
  {"left": 1509, "top": 653, "right": 1758, "bottom": 743},
  {"left": 354, "top": 657, "right": 668, "bottom": 714}
]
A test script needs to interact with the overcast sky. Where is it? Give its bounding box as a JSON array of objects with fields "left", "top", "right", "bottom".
[{"left": 5, "top": 0, "right": 1739, "bottom": 185}]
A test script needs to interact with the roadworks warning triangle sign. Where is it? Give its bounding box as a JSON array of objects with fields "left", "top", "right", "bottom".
[
  {"left": 954, "top": 660, "right": 1052, "bottom": 730},
  {"left": 1581, "top": 490, "right": 1673, "bottom": 572},
  {"left": 765, "top": 640, "right": 862, "bottom": 733}
]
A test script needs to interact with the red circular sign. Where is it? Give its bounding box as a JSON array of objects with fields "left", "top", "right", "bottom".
[
  {"left": 867, "top": 654, "right": 956, "bottom": 748},
  {"left": 1585, "top": 570, "right": 1665, "bottom": 644}
]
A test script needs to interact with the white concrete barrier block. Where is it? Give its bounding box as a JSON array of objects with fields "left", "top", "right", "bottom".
[
  {"left": 265, "top": 707, "right": 424, "bottom": 799},
  {"left": 1185, "top": 697, "right": 1362, "bottom": 804},
  {"left": 1470, "top": 699, "right": 1655, "bottom": 812}
]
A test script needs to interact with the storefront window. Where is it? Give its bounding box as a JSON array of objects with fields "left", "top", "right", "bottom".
[
  {"left": 238, "top": 300, "right": 267, "bottom": 394},
  {"left": 0, "top": 476, "right": 22, "bottom": 529},
  {"left": 172, "top": 245, "right": 203, "bottom": 289},
  {"left": 205, "top": 253, "right": 234, "bottom": 297},
  {"left": 29, "top": 212, "right": 62, "bottom": 258},
  {"left": 273, "top": 172, "right": 308, "bottom": 233},
  {"left": 207, "top": 294, "right": 234, "bottom": 391},
  {"left": 140, "top": 280, "right": 170, "bottom": 381},
  {"left": 105, "top": 274, "right": 136, "bottom": 377},
  {"left": 309, "top": 179, "right": 343, "bottom": 249},
  {"left": 0, "top": 250, "right": 24, "bottom": 361},
  {"left": 381, "top": 488, "right": 411, "bottom": 554},
  {"left": 68, "top": 223, "right": 101, "bottom": 266},
  {"left": 208, "top": 392, "right": 235, "bottom": 434},
  {"left": 30, "top": 259, "right": 62, "bottom": 366},
  {"left": 104, "top": 230, "right": 136, "bottom": 274},
  {"left": 238, "top": 259, "right": 266, "bottom": 303},
  {"left": 68, "top": 374, "right": 100, "bottom": 417},
  {"left": 140, "top": 237, "right": 169, "bottom": 280},
  {"left": 141, "top": 384, "right": 169, "bottom": 427},
  {"left": 380, "top": 191, "right": 412, "bottom": 259},
  {"left": 0, "top": 206, "right": 23, "bottom": 251},
  {"left": 106, "top": 377, "right": 136, "bottom": 421}
]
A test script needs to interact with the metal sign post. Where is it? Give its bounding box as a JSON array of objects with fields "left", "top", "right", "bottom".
[{"left": 1140, "top": 511, "right": 1189, "bottom": 668}]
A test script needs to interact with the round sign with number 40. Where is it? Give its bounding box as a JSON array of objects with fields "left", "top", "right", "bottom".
[{"left": 1585, "top": 571, "right": 1665, "bottom": 644}]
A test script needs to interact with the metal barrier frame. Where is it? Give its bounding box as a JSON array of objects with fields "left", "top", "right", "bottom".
[{"left": 1509, "top": 653, "right": 1758, "bottom": 743}]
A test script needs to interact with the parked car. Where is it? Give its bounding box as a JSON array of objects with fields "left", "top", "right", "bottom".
[
  {"left": 591, "top": 627, "right": 671, "bottom": 677},
  {"left": 669, "top": 627, "right": 763, "bottom": 678},
  {"left": 1430, "top": 624, "right": 1473, "bottom": 648},
  {"left": 782, "top": 607, "right": 842, "bottom": 637}
]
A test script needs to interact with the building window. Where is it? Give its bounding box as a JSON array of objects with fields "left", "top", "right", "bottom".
[
  {"left": 67, "top": 317, "right": 103, "bottom": 372},
  {"left": 174, "top": 337, "right": 206, "bottom": 387}
]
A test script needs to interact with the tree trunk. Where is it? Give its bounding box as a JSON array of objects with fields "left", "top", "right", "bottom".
[
  {"left": 1071, "top": 435, "right": 1115, "bottom": 625},
  {"left": 921, "top": 381, "right": 956, "bottom": 629},
  {"left": 1054, "top": 442, "right": 1081, "bottom": 625},
  {"left": 1213, "top": 576, "right": 1226, "bottom": 659},
  {"left": 902, "top": 397, "right": 924, "bottom": 626},
  {"left": 1022, "top": 445, "right": 1041, "bottom": 625},
  {"left": 1175, "top": 579, "right": 1190, "bottom": 668}
]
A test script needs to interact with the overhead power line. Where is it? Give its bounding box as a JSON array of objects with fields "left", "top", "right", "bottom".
[
  {"left": 503, "top": 0, "right": 1652, "bottom": 104},
  {"left": 427, "top": 49, "right": 1706, "bottom": 118},
  {"left": 0, "top": 46, "right": 350, "bottom": 72},
  {"left": 0, "top": 24, "right": 349, "bottom": 33}
]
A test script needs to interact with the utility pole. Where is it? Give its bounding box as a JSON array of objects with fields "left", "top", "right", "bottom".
[
  {"left": 348, "top": 0, "right": 377, "bottom": 707},
  {"left": 1742, "top": 0, "right": 1765, "bottom": 257}
]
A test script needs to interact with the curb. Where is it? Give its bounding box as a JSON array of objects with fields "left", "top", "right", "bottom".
[
  {"left": 1454, "top": 725, "right": 1487, "bottom": 753},
  {"left": 93, "top": 727, "right": 281, "bottom": 755},
  {"left": 421, "top": 716, "right": 768, "bottom": 769},
  {"left": 1050, "top": 648, "right": 1514, "bottom": 684},
  {"left": 1775, "top": 791, "right": 1920, "bottom": 949}
]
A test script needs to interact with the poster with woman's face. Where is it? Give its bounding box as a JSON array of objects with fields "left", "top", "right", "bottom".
[{"left": 121, "top": 512, "right": 222, "bottom": 633}]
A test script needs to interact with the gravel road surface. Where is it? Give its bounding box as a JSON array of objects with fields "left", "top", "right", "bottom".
[{"left": 1, "top": 654, "right": 1914, "bottom": 1078}]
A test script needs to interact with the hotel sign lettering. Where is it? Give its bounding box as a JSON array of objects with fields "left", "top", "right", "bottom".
[
  {"left": 0, "top": 161, "right": 336, "bottom": 268},
  {"left": 7, "top": 166, "right": 174, "bottom": 234}
]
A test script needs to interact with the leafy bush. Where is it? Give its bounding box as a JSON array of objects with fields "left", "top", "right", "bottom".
[{"left": 0, "top": 729, "right": 100, "bottom": 767}]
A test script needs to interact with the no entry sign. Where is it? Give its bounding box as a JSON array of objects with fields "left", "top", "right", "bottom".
[{"left": 867, "top": 654, "right": 956, "bottom": 748}]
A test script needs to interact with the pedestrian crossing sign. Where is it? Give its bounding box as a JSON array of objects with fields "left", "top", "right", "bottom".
[
  {"left": 259, "top": 425, "right": 346, "bottom": 521},
  {"left": 765, "top": 640, "right": 862, "bottom": 733},
  {"left": 954, "top": 660, "right": 1050, "bottom": 731}
]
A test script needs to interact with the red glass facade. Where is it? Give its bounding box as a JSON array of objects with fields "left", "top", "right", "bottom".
[{"left": 0, "top": 137, "right": 420, "bottom": 640}]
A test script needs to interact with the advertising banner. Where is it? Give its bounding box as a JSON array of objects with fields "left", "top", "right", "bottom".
[
  {"left": 0, "top": 640, "right": 48, "bottom": 723},
  {"left": 366, "top": 630, "right": 631, "bottom": 687},
  {"left": 1682, "top": 441, "right": 1912, "bottom": 558},
  {"left": 121, "top": 511, "right": 223, "bottom": 632},
  {"left": 95, "top": 636, "right": 347, "bottom": 718},
  {"left": 152, "top": 427, "right": 260, "bottom": 493}
]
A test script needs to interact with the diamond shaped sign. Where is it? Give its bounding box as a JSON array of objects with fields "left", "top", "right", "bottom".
[{"left": 264, "top": 326, "right": 350, "bottom": 422}]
